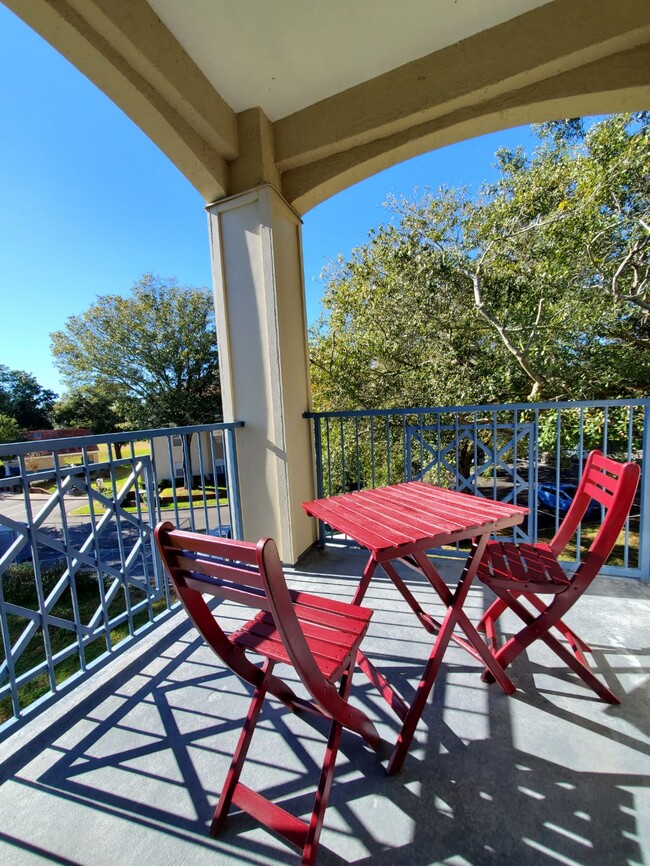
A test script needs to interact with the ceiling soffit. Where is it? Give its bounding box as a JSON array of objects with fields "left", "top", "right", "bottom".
[{"left": 146, "top": 0, "right": 553, "bottom": 121}]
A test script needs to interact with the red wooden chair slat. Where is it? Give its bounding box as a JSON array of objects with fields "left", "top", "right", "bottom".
[
  {"left": 155, "top": 522, "right": 381, "bottom": 866},
  {"left": 477, "top": 450, "right": 640, "bottom": 702},
  {"left": 182, "top": 573, "right": 271, "bottom": 610},
  {"left": 161, "top": 528, "right": 258, "bottom": 561},
  {"left": 582, "top": 480, "right": 615, "bottom": 506},
  {"left": 173, "top": 552, "right": 267, "bottom": 587},
  {"left": 232, "top": 613, "right": 363, "bottom": 681}
]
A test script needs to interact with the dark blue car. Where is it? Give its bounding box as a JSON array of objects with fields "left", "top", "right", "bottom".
[{"left": 537, "top": 482, "right": 601, "bottom": 518}]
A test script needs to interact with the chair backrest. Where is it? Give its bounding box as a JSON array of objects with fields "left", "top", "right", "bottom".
[
  {"left": 154, "top": 522, "right": 271, "bottom": 676},
  {"left": 153, "top": 522, "right": 361, "bottom": 717},
  {"left": 550, "top": 450, "right": 640, "bottom": 577}
]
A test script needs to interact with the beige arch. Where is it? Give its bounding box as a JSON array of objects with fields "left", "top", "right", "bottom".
[{"left": 4, "top": 0, "right": 649, "bottom": 213}]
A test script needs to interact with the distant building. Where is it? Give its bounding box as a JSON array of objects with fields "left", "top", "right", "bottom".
[{"left": 152, "top": 429, "right": 226, "bottom": 486}]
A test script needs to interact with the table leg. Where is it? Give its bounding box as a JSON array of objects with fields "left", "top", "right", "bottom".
[
  {"left": 411, "top": 541, "right": 516, "bottom": 694},
  {"left": 352, "top": 556, "right": 378, "bottom": 605},
  {"left": 386, "top": 537, "right": 516, "bottom": 775},
  {"left": 386, "top": 602, "right": 460, "bottom": 775},
  {"left": 380, "top": 560, "right": 437, "bottom": 634}
]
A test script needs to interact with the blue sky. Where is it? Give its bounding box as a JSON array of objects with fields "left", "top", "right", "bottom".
[{"left": 1, "top": 4, "right": 541, "bottom": 397}]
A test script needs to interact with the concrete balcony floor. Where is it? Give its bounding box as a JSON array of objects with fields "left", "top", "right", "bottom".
[{"left": 1, "top": 546, "right": 649, "bottom": 866}]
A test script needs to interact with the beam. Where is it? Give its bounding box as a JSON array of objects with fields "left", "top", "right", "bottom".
[
  {"left": 4, "top": 0, "right": 237, "bottom": 201},
  {"left": 282, "top": 43, "right": 650, "bottom": 213},
  {"left": 274, "top": 0, "right": 650, "bottom": 177}
]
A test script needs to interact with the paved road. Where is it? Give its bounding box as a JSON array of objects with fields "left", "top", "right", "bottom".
[{"left": 0, "top": 491, "right": 231, "bottom": 567}]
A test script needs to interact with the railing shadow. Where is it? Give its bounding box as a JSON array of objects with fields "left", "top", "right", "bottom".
[{"left": 1, "top": 568, "right": 649, "bottom": 865}]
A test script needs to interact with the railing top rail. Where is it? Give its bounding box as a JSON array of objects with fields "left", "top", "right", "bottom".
[
  {"left": 304, "top": 398, "right": 650, "bottom": 421},
  {"left": 0, "top": 420, "right": 246, "bottom": 457}
]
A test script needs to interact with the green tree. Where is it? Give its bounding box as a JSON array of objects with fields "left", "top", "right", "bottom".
[
  {"left": 310, "top": 207, "right": 515, "bottom": 410},
  {"left": 465, "top": 113, "right": 649, "bottom": 399},
  {"left": 53, "top": 385, "right": 127, "bottom": 434},
  {"left": 53, "top": 385, "right": 130, "bottom": 458},
  {"left": 51, "top": 274, "right": 222, "bottom": 428},
  {"left": 0, "top": 413, "right": 22, "bottom": 445},
  {"left": 0, "top": 366, "right": 57, "bottom": 429},
  {"left": 310, "top": 114, "right": 649, "bottom": 410}
]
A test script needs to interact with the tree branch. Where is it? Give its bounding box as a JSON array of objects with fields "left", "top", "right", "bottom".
[{"left": 469, "top": 271, "right": 548, "bottom": 400}]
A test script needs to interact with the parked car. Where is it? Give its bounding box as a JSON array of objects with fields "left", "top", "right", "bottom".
[{"left": 537, "top": 482, "right": 601, "bottom": 518}]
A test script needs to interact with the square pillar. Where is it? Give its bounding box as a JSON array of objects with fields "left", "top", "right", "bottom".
[{"left": 207, "top": 185, "right": 317, "bottom": 563}]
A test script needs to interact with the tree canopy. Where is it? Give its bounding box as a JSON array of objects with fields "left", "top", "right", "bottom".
[
  {"left": 0, "top": 414, "right": 23, "bottom": 445},
  {"left": 52, "top": 384, "right": 129, "bottom": 436},
  {"left": 310, "top": 114, "right": 649, "bottom": 410},
  {"left": 51, "top": 274, "right": 222, "bottom": 428},
  {"left": 0, "top": 366, "right": 57, "bottom": 430}
]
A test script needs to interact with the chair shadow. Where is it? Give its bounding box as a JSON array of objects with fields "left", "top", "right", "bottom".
[{"left": 1, "top": 592, "right": 648, "bottom": 866}]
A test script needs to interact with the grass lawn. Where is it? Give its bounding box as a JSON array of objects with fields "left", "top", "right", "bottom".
[
  {"left": 95, "top": 441, "right": 151, "bottom": 461},
  {"left": 29, "top": 441, "right": 152, "bottom": 496},
  {"left": 69, "top": 487, "right": 229, "bottom": 516}
]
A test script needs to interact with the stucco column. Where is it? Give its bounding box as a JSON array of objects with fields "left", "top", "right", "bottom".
[{"left": 207, "top": 185, "right": 317, "bottom": 563}]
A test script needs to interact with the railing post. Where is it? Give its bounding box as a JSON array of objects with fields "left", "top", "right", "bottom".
[
  {"left": 313, "top": 417, "right": 325, "bottom": 548},
  {"left": 405, "top": 422, "right": 412, "bottom": 481},
  {"left": 224, "top": 426, "right": 244, "bottom": 541},
  {"left": 531, "top": 409, "right": 540, "bottom": 545},
  {"left": 639, "top": 405, "right": 650, "bottom": 581}
]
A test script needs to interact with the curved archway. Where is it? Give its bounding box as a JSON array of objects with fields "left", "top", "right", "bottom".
[
  {"left": 286, "top": 52, "right": 649, "bottom": 213},
  {"left": 5, "top": 0, "right": 649, "bottom": 211}
]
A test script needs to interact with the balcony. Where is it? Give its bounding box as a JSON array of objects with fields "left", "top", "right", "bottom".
[{"left": 0, "top": 402, "right": 649, "bottom": 863}]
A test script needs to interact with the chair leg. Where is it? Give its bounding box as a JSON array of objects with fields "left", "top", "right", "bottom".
[
  {"left": 211, "top": 659, "right": 274, "bottom": 834},
  {"left": 212, "top": 659, "right": 354, "bottom": 864},
  {"left": 487, "top": 591, "right": 619, "bottom": 704},
  {"left": 526, "top": 594, "right": 592, "bottom": 662},
  {"left": 301, "top": 665, "right": 354, "bottom": 866},
  {"left": 477, "top": 597, "right": 509, "bottom": 636},
  {"left": 480, "top": 593, "right": 592, "bottom": 663},
  {"left": 477, "top": 597, "right": 509, "bottom": 654},
  {"left": 476, "top": 593, "right": 591, "bottom": 667}
]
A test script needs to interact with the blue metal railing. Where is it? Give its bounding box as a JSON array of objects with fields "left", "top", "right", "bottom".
[
  {"left": 305, "top": 400, "right": 649, "bottom": 580},
  {"left": 0, "top": 421, "right": 244, "bottom": 734}
]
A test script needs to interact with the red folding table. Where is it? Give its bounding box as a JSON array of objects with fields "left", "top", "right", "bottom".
[{"left": 303, "top": 481, "right": 528, "bottom": 774}]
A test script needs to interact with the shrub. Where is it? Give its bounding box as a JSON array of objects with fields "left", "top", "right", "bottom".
[{"left": 2, "top": 563, "right": 97, "bottom": 607}]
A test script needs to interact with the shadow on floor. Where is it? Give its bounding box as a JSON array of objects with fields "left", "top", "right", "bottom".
[{"left": 1, "top": 547, "right": 649, "bottom": 866}]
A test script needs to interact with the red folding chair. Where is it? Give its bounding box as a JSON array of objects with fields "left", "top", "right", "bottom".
[
  {"left": 154, "top": 522, "right": 380, "bottom": 866},
  {"left": 477, "top": 450, "right": 640, "bottom": 703}
]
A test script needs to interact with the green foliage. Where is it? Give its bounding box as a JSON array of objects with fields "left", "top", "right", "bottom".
[
  {"left": 51, "top": 274, "right": 222, "bottom": 428},
  {"left": 536, "top": 406, "right": 643, "bottom": 463},
  {"left": 0, "top": 366, "right": 57, "bottom": 429},
  {"left": 0, "top": 413, "right": 22, "bottom": 445},
  {"left": 53, "top": 384, "right": 128, "bottom": 435},
  {"left": 310, "top": 114, "right": 649, "bottom": 411}
]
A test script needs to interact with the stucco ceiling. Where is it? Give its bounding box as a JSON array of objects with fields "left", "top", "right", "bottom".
[{"left": 146, "top": 0, "right": 553, "bottom": 121}]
